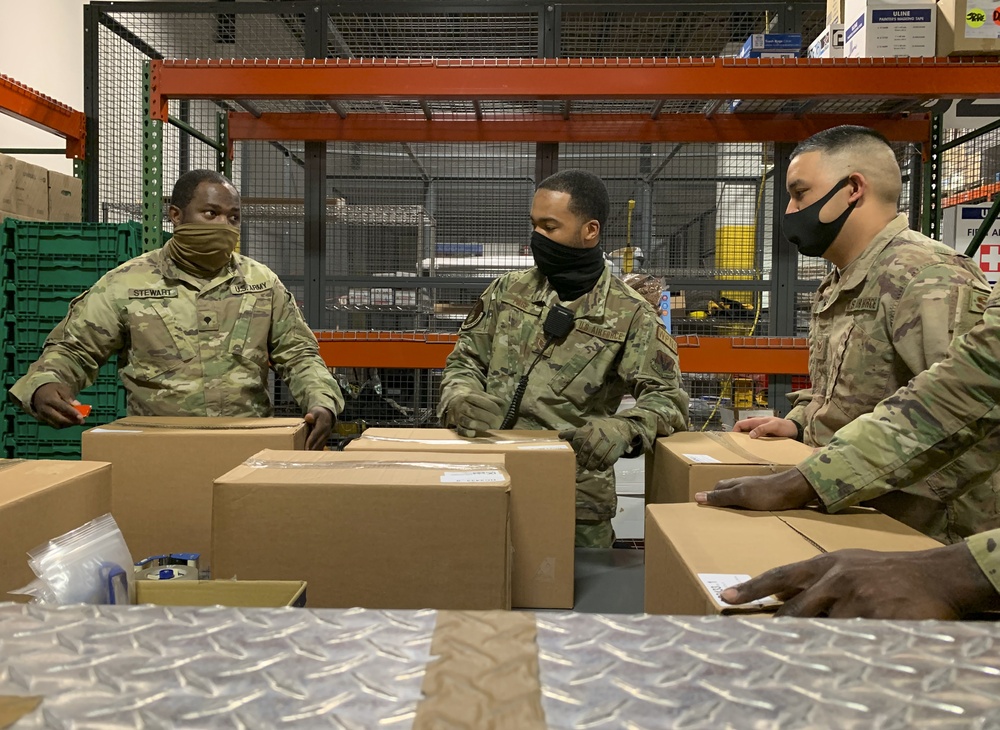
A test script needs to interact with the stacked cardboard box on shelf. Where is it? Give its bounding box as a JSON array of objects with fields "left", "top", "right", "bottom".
[
  {"left": 844, "top": 0, "right": 937, "bottom": 57},
  {"left": 937, "top": 0, "right": 1000, "bottom": 55},
  {"left": 0, "top": 153, "right": 82, "bottom": 224}
]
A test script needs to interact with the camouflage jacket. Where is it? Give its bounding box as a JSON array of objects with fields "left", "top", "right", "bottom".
[
  {"left": 439, "top": 266, "right": 689, "bottom": 521},
  {"left": 8, "top": 245, "right": 344, "bottom": 418},
  {"left": 799, "top": 225, "right": 1000, "bottom": 542}
]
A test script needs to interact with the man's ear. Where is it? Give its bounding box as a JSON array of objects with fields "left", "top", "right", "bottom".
[
  {"left": 583, "top": 219, "right": 601, "bottom": 247},
  {"left": 167, "top": 205, "right": 183, "bottom": 227}
]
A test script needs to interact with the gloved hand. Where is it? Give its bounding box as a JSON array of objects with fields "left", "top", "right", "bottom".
[
  {"left": 559, "top": 418, "right": 641, "bottom": 472},
  {"left": 446, "top": 391, "right": 506, "bottom": 438}
]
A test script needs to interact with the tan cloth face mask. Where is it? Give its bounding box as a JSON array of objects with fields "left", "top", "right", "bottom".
[{"left": 165, "top": 223, "right": 239, "bottom": 276}]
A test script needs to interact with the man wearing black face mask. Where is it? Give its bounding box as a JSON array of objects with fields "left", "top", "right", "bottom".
[
  {"left": 439, "top": 169, "right": 689, "bottom": 548},
  {"left": 9, "top": 169, "right": 343, "bottom": 450},
  {"left": 698, "top": 125, "right": 998, "bottom": 544}
]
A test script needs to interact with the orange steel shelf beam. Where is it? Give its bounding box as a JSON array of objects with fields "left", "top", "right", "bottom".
[
  {"left": 229, "top": 111, "right": 930, "bottom": 144},
  {"left": 942, "top": 181, "right": 1000, "bottom": 208},
  {"left": 314, "top": 332, "right": 809, "bottom": 375},
  {"left": 0, "top": 75, "right": 86, "bottom": 159},
  {"left": 149, "top": 57, "right": 1000, "bottom": 121}
]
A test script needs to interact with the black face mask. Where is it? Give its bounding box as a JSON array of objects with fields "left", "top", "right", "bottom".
[
  {"left": 530, "top": 230, "right": 606, "bottom": 302},
  {"left": 782, "top": 177, "right": 856, "bottom": 258}
]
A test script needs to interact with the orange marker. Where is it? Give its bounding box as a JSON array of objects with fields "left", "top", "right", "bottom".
[{"left": 74, "top": 403, "right": 92, "bottom": 417}]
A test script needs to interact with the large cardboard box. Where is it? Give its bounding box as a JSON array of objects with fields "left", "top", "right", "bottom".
[
  {"left": 738, "top": 33, "right": 802, "bottom": 58},
  {"left": 645, "top": 432, "right": 815, "bottom": 504},
  {"left": 136, "top": 579, "right": 307, "bottom": 607},
  {"left": 828, "top": 0, "right": 846, "bottom": 24},
  {"left": 808, "top": 24, "right": 847, "bottom": 57},
  {"left": 213, "top": 449, "right": 512, "bottom": 610},
  {"left": 0, "top": 459, "right": 112, "bottom": 598},
  {"left": 645, "top": 503, "right": 942, "bottom": 615},
  {"left": 0, "top": 153, "right": 16, "bottom": 212},
  {"left": 937, "top": 0, "right": 1000, "bottom": 55},
  {"left": 845, "top": 0, "right": 937, "bottom": 57},
  {"left": 346, "top": 428, "right": 576, "bottom": 609},
  {"left": 47, "top": 171, "right": 82, "bottom": 222},
  {"left": 81, "top": 417, "right": 307, "bottom": 568},
  {"left": 13, "top": 160, "right": 48, "bottom": 219}
]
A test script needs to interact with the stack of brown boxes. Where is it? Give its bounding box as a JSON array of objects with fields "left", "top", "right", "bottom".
[{"left": 0, "top": 153, "right": 82, "bottom": 223}]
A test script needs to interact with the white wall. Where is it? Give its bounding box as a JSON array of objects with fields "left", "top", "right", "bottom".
[{"left": 0, "top": 0, "right": 142, "bottom": 174}]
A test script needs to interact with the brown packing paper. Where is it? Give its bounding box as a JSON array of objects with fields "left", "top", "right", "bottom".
[
  {"left": 0, "top": 696, "right": 42, "bottom": 729},
  {"left": 415, "top": 611, "right": 546, "bottom": 730}
]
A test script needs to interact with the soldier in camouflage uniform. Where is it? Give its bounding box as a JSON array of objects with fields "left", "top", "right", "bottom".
[
  {"left": 715, "top": 126, "right": 996, "bottom": 543},
  {"left": 8, "top": 170, "right": 343, "bottom": 450},
  {"left": 439, "top": 170, "right": 689, "bottom": 548}
]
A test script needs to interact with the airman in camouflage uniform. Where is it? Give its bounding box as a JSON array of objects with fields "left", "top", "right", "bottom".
[
  {"left": 439, "top": 170, "right": 689, "bottom": 547},
  {"left": 8, "top": 170, "right": 343, "bottom": 450},
  {"left": 723, "top": 126, "right": 997, "bottom": 543}
]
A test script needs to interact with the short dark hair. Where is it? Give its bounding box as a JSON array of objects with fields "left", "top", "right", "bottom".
[
  {"left": 791, "top": 125, "right": 892, "bottom": 160},
  {"left": 170, "top": 169, "right": 236, "bottom": 210},
  {"left": 537, "top": 169, "right": 610, "bottom": 229}
]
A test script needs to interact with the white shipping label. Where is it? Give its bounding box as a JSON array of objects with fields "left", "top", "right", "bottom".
[
  {"left": 683, "top": 453, "right": 722, "bottom": 464},
  {"left": 698, "top": 573, "right": 781, "bottom": 610},
  {"left": 440, "top": 470, "right": 506, "bottom": 483}
]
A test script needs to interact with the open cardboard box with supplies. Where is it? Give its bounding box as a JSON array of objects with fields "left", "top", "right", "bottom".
[
  {"left": 645, "top": 502, "right": 942, "bottom": 616},
  {"left": 136, "top": 580, "right": 307, "bottom": 608},
  {"left": 646, "top": 432, "right": 815, "bottom": 504}
]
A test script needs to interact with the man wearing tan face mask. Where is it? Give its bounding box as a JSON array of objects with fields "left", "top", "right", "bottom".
[{"left": 8, "top": 170, "right": 343, "bottom": 450}]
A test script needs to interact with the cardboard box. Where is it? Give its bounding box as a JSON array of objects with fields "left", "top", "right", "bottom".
[
  {"left": 348, "top": 288, "right": 371, "bottom": 306},
  {"left": 845, "top": 0, "right": 936, "bottom": 57},
  {"left": 808, "top": 24, "right": 847, "bottom": 57},
  {"left": 937, "top": 0, "right": 1000, "bottom": 55},
  {"left": 0, "top": 459, "right": 112, "bottom": 599},
  {"left": 47, "top": 171, "right": 82, "bottom": 222},
  {"left": 346, "top": 428, "right": 576, "bottom": 609},
  {"left": 136, "top": 579, "right": 307, "bottom": 607},
  {"left": 81, "top": 417, "right": 307, "bottom": 569},
  {"left": 645, "top": 431, "right": 815, "bottom": 504},
  {"left": 213, "top": 449, "right": 512, "bottom": 610},
  {"left": 645, "top": 503, "right": 942, "bottom": 615},
  {"left": 828, "top": 0, "right": 846, "bottom": 24},
  {"left": 738, "top": 33, "right": 802, "bottom": 58},
  {"left": 13, "top": 160, "right": 48, "bottom": 219},
  {"left": 0, "top": 153, "right": 16, "bottom": 211}
]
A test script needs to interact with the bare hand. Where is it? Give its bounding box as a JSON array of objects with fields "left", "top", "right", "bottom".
[
  {"left": 733, "top": 416, "right": 798, "bottom": 439},
  {"left": 720, "top": 543, "right": 1000, "bottom": 619},
  {"left": 695, "top": 467, "right": 817, "bottom": 510},
  {"left": 31, "top": 383, "right": 85, "bottom": 428},
  {"left": 304, "top": 407, "right": 335, "bottom": 450}
]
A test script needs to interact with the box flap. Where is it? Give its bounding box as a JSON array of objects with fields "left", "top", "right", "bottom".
[
  {"left": 354, "top": 428, "right": 569, "bottom": 452},
  {"left": 658, "top": 432, "right": 811, "bottom": 466},
  {"left": 136, "top": 579, "right": 307, "bottom": 607},
  {"left": 98, "top": 417, "right": 305, "bottom": 432},
  {"left": 778, "top": 507, "right": 943, "bottom": 552},
  {"left": 223, "top": 449, "right": 512, "bottom": 488},
  {"left": 0, "top": 460, "right": 111, "bottom": 504}
]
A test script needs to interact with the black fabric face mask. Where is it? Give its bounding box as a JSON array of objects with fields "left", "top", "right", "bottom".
[
  {"left": 530, "top": 230, "right": 606, "bottom": 302},
  {"left": 782, "top": 177, "right": 856, "bottom": 258}
]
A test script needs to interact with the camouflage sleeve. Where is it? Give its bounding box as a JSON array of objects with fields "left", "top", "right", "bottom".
[
  {"left": 967, "top": 529, "right": 1000, "bottom": 597},
  {"left": 799, "top": 285, "right": 1000, "bottom": 512},
  {"left": 7, "top": 282, "right": 124, "bottom": 416},
  {"left": 438, "top": 277, "right": 503, "bottom": 419},
  {"left": 268, "top": 279, "right": 344, "bottom": 415},
  {"left": 616, "top": 306, "right": 689, "bottom": 451},
  {"left": 890, "top": 263, "right": 990, "bottom": 375},
  {"left": 785, "top": 387, "right": 812, "bottom": 430}
]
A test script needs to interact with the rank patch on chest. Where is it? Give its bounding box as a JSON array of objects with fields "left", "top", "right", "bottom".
[
  {"left": 128, "top": 288, "right": 178, "bottom": 299},
  {"left": 199, "top": 312, "right": 220, "bottom": 332},
  {"left": 231, "top": 282, "right": 272, "bottom": 295},
  {"left": 846, "top": 296, "right": 879, "bottom": 314}
]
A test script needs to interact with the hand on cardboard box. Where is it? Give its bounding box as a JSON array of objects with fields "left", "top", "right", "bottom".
[
  {"left": 559, "top": 418, "right": 639, "bottom": 472},
  {"left": 446, "top": 392, "right": 506, "bottom": 438},
  {"left": 719, "top": 543, "right": 1000, "bottom": 620},
  {"left": 733, "top": 416, "right": 798, "bottom": 439},
  {"left": 304, "top": 406, "right": 335, "bottom": 450},
  {"left": 31, "top": 383, "right": 86, "bottom": 428},
  {"left": 695, "top": 466, "right": 817, "bottom": 510}
]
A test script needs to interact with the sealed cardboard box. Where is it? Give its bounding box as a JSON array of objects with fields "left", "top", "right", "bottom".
[
  {"left": 808, "top": 24, "right": 847, "bottom": 57},
  {"left": 136, "top": 579, "right": 307, "bottom": 607},
  {"left": 828, "top": 0, "right": 846, "bottom": 24},
  {"left": 47, "top": 171, "right": 82, "bottom": 222},
  {"left": 81, "top": 417, "right": 307, "bottom": 568},
  {"left": 645, "top": 503, "right": 942, "bottom": 615},
  {"left": 0, "top": 153, "right": 16, "bottom": 211},
  {"left": 738, "top": 33, "right": 802, "bottom": 58},
  {"left": 0, "top": 459, "right": 112, "bottom": 598},
  {"left": 937, "top": 0, "right": 1000, "bottom": 55},
  {"left": 13, "top": 160, "right": 48, "bottom": 219},
  {"left": 645, "top": 431, "right": 815, "bottom": 504},
  {"left": 346, "top": 428, "right": 575, "bottom": 609},
  {"left": 845, "top": 0, "right": 936, "bottom": 57},
  {"left": 213, "top": 449, "right": 512, "bottom": 610}
]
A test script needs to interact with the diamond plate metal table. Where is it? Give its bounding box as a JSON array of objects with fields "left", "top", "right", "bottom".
[{"left": 3, "top": 603, "right": 1000, "bottom": 728}]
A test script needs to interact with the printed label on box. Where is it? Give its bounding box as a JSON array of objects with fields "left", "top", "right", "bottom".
[
  {"left": 963, "top": 4, "right": 1000, "bottom": 39},
  {"left": 683, "top": 453, "right": 722, "bottom": 464},
  {"left": 440, "top": 470, "right": 506, "bottom": 483},
  {"left": 698, "top": 573, "right": 781, "bottom": 609}
]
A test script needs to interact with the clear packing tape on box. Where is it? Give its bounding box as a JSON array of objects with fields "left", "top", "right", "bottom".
[{"left": 242, "top": 457, "right": 509, "bottom": 483}]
